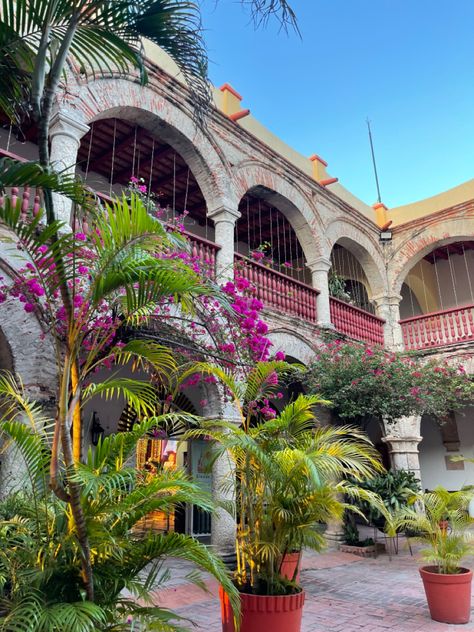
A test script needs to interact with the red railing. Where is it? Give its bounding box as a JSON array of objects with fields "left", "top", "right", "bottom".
[
  {"left": 96, "top": 192, "right": 220, "bottom": 276},
  {"left": 400, "top": 304, "right": 474, "bottom": 350},
  {"left": 330, "top": 296, "right": 385, "bottom": 345},
  {"left": 234, "top": 253, "right": 318, "bottom": 322},
  {"left": 185, "top": 231, "right": 220, "bottom": 277},
  {"left": 0, "top": 148, "right": 43, "bottom": 219}
]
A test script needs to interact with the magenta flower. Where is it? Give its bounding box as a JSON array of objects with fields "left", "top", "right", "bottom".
[
  {"left": 24, "top": 302, "right": 35, "bottom": 313},
  {"left": 75, "top": 232, "right": 87, "bottom": 242},
  {"left": 275, "top": 351, "right": 285, "bottom": 361}
]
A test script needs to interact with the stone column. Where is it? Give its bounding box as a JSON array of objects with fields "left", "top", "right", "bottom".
[
  {"left": 306, "top": 257, "right": 333, "bottom": 328},
  {"left": 325, "top": 516, "right": 346, "bottom": 548},
  {"left": 49, "top": 109, "right": 89, "bottom": 226},
  {"left": 207, "top": 206, "right": 240, "bottom": 282},
  {"left": 201, "top": 383, "right": 241, "bottom": 562},
  {"left": 372, "top": 293, "right": 404, "bottom": 350},
  {"left": 206, "top": 399, "right": 241, "bottom": 564},
  {"left": 382, "top": 415, "right": 423, "bottom": 483}
]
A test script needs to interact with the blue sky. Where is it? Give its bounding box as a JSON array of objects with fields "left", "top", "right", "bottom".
[{"left": 200, "top": 0, "right": 474, "bottom": 207}]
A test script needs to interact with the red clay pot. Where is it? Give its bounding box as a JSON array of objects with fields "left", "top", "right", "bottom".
[
  {"left": 419, "top": 566, "right": 473, "bottom": 624},
  {"left": 280, "top": 551, "right": 301, "bottom": 583},
  {"left": 220, "top": 586, "right": 305, "bottom": 632}
]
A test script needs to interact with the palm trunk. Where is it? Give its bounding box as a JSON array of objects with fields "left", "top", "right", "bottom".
[{"left": 34, "top": 17, "right": 92, "bottom": 600}]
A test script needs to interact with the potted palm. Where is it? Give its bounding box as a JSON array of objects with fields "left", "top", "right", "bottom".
[
  {"left": 394, "top": 486, "right": 474, "bottom": 624},
  {"left": 182, "top": 362, "right": 385, "bottom": 632}
]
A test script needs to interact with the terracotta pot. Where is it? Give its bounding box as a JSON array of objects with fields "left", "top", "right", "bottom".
[
  {"left": 280, "top": 551, "right": 301, "bottom": 583},
  {"left": 419, "top": 566, "right": 473, "bottom": 624},
  {"left": 220, "top": 586, "right": 305, "bottom": 632}
]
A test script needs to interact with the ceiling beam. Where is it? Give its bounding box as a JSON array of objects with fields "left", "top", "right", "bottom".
[{"left": 87, "top": 126, "right": 149, "bottom": 172}]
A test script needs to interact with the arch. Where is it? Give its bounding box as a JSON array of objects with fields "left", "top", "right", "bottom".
[
  {"left": 0, "top": 327, "right": 13, "bottom": 374},
  {"left": 0, "top": 237, "right": 56, "bottom": 397},
  {"left": 71, "top": 77, "right": 238, "bottom": 215},
  {"left": 390, "top": 217, "right": 474, "bottom": 295},
  {"left": 267, "top": 328, "right": 316, "bottom": 366},
  {"left": 324, "top": 219, "right": 387, "bottom": 298},
  {"left": 233, "top": 162, "right": 325, "bottom": 263}
]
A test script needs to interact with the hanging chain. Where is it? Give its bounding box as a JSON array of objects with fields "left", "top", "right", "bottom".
[
  {"left": 84, "top": 122, "right": 94, "bottom": 183},
  {"left": 147, "top": 138, "right": 155, "bottom": 211},
  {"left": 407, "top": 270, "right": 416, "bottom": 317},
  {"left": 131, "top": 125, "right": 138, "bottom": 179},
  {"left": 462, "top": 244, "right": 474, "bottom": 304},
  {"left": 432, "top": 252, "right": 444, "bottom": 311},
  {"left": 109, "top": 119, "right": 117, "bottom": 196},
  {"left": 447, "top": 247, "right": 458, "bottom": 306},
  {"left": 183, "top": 168, "right": 190, "bottom": 213},
  {"left": 172, "top": 153, "right": 176, "bottom": 218}
]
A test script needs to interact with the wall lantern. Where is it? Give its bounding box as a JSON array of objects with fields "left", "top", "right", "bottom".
[
  {"left": 379, "top": 229, "right": 393, "bottom": 242},
  {"left": 90, "top": 411, "right": 105, "bottom": 446}
]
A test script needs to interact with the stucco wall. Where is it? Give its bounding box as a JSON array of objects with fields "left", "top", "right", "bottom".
[{"left": 419, "top": 409, "right": 474, "bottom": 491}]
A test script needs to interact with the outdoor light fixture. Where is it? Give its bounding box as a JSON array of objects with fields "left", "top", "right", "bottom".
[
  {"left": 379, "top": 229, "right": 393, "bottom": 242},
  {"left": 90, "top": 411, "right": 105, "bottom": 446}
]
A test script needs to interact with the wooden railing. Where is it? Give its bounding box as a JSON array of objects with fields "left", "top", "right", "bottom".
[
  {"left": 330, "top": 296, "right": 385, "bottom": 345},
  {"left": 234, "top": 253, "right": 318, "bottom": 322},
  {"left": 0, "top": 148, "right": 43, "bottom": 219},
  {"left": 400, "top": 304, "right": 474, "bottom": 350},
  {"left": 95, "top": 192, "right": 220, "bottom": 277}
]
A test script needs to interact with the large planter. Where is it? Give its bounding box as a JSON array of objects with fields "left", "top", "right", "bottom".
[
  {"left": 220, "top": 586, "right": 305, "bottom": 632},
  {"left": 419, "top": 566, "right": 473, "bottom": 624},
  {"left": 280, "top": 551, "right": 301, "bottom": 582}
]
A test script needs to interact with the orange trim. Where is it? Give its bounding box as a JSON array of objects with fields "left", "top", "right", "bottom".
[
  {"left": 219, "top": 83, "right": 243, "bottom": 101},
  {"left": 320, "top": 177, "right": 338, "bottom": 186},
  {"left": 229, "top": 109, "right": 250, "bottom": 122},
  {"left": 309, "top": 154, "right": 328, "bottom": 166},
  {"left": 381, "top": 220, "right": 393, "bottom": 231},
  {"left": 372, "top": 202, "right": 388, "bottom": 210}
]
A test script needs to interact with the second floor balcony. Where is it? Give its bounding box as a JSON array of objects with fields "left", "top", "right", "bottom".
[{"left": 3, "top": 120, "right": 472, "bottom": 355}]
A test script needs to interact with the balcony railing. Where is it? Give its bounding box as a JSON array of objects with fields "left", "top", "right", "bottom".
[
  {"left": 234, "top": 253, "right": 318, "bottom": 322},
  {"left": 400, "top": 304, "right": 474, "bottom": 350},
  {"left": 330, "top": 296, "right": 385, "bottom": 346}
]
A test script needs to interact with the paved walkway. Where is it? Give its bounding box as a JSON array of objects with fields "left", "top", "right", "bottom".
[{"left": 150, "top": 547, "right": 474, "bottom": 631}]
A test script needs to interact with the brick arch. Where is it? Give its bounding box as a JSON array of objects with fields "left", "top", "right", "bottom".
[
  {"left": 390, "top": 219, "right": 474, "bottom": 295},
  {"left": 324, "top": 220, "right": 387, "bottom": 297},
  {"left": 0, "top": 236, "right": 57, "bottom": 398},
  {"left": 233, "top": 162, "right": 325, "bottom": 263},
  {"left": 267, "top": 328, "right": 316, "bottom": 366},
  {"left": 72, "top": 77, "right": 238, "bottom": 214}
]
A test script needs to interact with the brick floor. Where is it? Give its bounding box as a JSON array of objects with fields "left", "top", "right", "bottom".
[{"left": 150, "top": 548, "right": 474, "bottom": 631}]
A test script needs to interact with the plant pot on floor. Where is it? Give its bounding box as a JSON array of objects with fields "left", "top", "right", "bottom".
[
  {"left": 419, "top": 566, "right": 473, "bottom": 624},
  {"left": 220, "top": 587, "right": 305, "bottom": 632},
  {"left": 280, "top": 551, "right": 301, "bottom": 583}
]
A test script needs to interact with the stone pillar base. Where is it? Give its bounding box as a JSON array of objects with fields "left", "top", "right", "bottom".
[{"left": 324, "top": 519, "right": 345, "bottom": 549}]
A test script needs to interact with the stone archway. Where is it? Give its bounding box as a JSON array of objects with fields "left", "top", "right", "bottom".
[
  {"left": 324, "top": 219, "right": 387, "bottom": 299},
  {"left": 72, "top": 77, "right": 238, "bottom": 215},
  {"left": 390, "top": 217, "right": 474, "bottom": 297},
  {"left": 233, "top": 161, "right": 324, "bottom": 263}
]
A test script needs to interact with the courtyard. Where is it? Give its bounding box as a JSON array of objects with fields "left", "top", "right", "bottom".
[{"left": 153, "top": 548, "right": 474, "bottom": 632}]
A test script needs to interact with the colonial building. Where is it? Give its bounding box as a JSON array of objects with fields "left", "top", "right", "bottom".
[{"left": 1, "top": 44, "right": 473, "bottom": 550}]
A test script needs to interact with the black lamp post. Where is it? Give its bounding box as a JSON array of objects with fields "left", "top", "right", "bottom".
[{"left": 90, "top": 411, "right": 105, "bottom": 446}]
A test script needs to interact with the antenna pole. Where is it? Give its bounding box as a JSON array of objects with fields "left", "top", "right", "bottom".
[{"left": 367, "top": 118, "right": 382, "bottom": 204}]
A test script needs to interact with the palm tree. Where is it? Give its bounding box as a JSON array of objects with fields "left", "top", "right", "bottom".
[
  {"left": 0, "top": 376, "right": 240, "bottom": 630},
  {"left": 0, "top": 193, "right": 223, "bottom": 599},
  {"left": 180, "top": 362, "right": 386, "bottom": 594}
]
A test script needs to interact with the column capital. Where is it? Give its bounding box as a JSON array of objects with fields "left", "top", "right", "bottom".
[
  {"left": 207, "top": 205, "right": 241, "bottom": 224},
  {"left": 306, "top": 256, "right": 332, "bottom": 273},
  {"left": 382, "top": 435, "right": 422, "bottom": 452},
  {"left": 49, "top": 109, "right": 89, "bottom": 144},
  {"left": 371, "top": 293, "right": 402, "bottom": 307}
]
